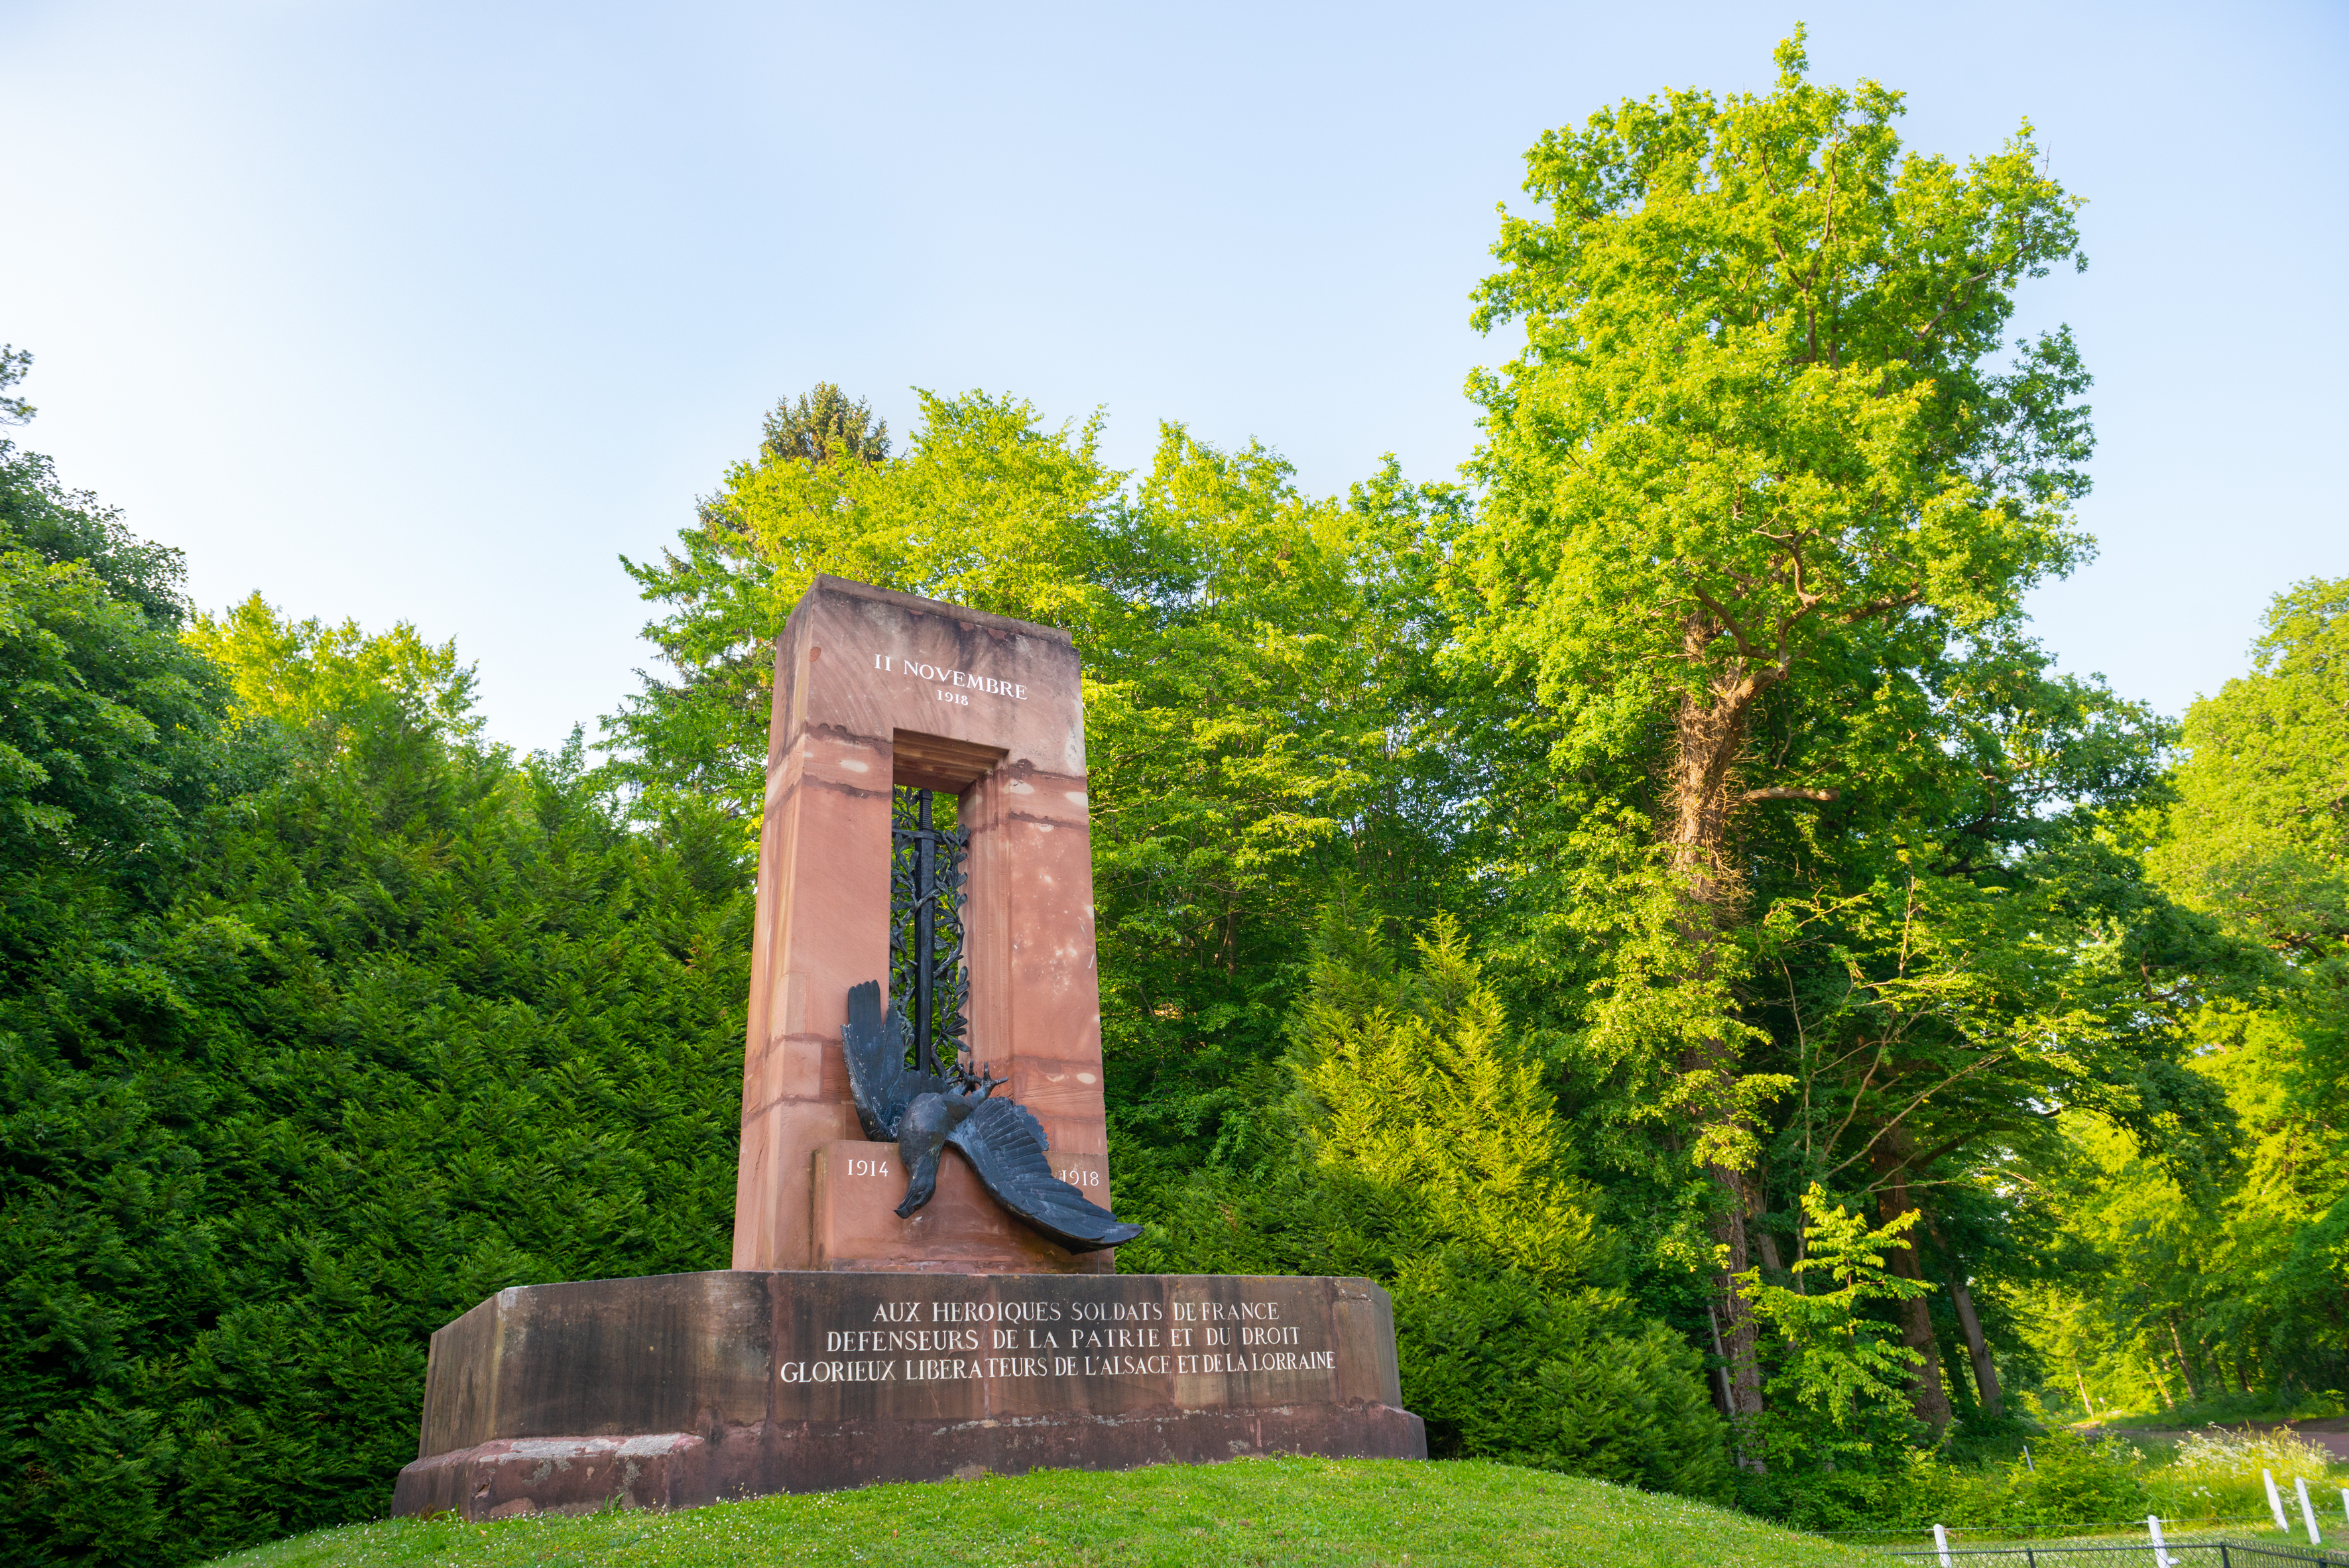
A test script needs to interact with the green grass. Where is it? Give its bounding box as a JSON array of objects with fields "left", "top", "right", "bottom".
[{"left": 202, "top": 1458, "right": 1880, "bottom": 1568}]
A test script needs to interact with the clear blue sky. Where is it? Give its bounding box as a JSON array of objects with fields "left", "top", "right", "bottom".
[{"left": 4, "top": 1, "right": 2342, "bottom": 755}]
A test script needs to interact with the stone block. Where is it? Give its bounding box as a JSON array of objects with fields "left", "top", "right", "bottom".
[
  {"left": 393, "top": 1270, "right": 1424, "bottom": 1520},
  {"left": 809, "top": 1142, "right": 1112, "bottom": 1274}
]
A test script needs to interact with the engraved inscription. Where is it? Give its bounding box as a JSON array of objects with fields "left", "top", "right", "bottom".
[
  {"left": 871, "top": 652, "right": 1028, "bottom": 701},
  {"left": 774, "top": 1293, "right": 1340, "bottom": 1387}
]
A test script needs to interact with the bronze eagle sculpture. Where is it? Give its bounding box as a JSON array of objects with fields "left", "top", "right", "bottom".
[{"left": 839, "top": 981, "right": 1142, "bottom": 1253}]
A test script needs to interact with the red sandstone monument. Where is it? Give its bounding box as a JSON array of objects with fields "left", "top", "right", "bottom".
[
  {"left": 391, "top": 577, "right": 1421, "bottom": 1519},
  {"left": 733, "top": 577, "right": 1119, "bottom": 1274}
]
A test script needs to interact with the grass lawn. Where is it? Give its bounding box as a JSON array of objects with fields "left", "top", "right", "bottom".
[{"left": 202, "top": 1457, "right": 1880, "bottom": 1568}]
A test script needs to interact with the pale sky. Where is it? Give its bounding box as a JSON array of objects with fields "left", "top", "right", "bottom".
[{"left": 3, "top": 2, "right": 2342, "bottom": 756}]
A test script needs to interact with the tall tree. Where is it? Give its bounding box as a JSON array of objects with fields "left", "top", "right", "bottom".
[
  {"left": 2111, "top": 575, "right": 2349, "bottom": 1397},
  {"left": 1459, "top": 29, "right": 2095, "bottom": 1428}
]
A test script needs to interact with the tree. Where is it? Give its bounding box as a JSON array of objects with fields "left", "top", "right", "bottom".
[
  {"left": 607, "top": 387, "right": 1124, "bottom": 837},
  {"left": 760, "top": 381, "right": 891, "bottom": 467},
  {"left": 2, "top": 605, "right": 752, "bottom": 1565},
  {"left": 0, "top": 351, "right": 235, "bottom": 945},
  {"left": 2149, "top": 576, "right": 2349, "bottom": 973},
  {"left": 2088, "top": 575, "right": 2349, "bottom": 1400},
  {"left": 186, "top": 593, "right": 481, "bottom": 743},
  {"left": 1120, "top": 898, "right": 1734, "bottom": 1498},
  {"left": 1736, "top": 1183, "right": 1930, "bottom": 1510},
  {"left": 1459, "top": 27, "right": 2096, "bottom": 1427}
]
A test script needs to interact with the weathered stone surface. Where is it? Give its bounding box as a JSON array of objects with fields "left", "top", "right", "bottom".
[
  {"left": 811, "top": 1142, "right": 1113, "bottom": 1274},
  {"left": 734, "top": 577, "right": 1113, "bottom": 1274},
  {"left": 392, "top": 1270, "right": 1423, "bottom": 1519}
]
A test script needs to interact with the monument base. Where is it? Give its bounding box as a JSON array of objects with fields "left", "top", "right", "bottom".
[{"left": 392, "top": 1269, "right": 1423, "bottom": 1520}]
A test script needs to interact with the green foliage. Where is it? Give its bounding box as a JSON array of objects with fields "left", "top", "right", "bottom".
[
  {"left": 1730, "top": 1187, "right": 1931, "bottom": 1526},
  {"left": 2149, "top": 576, "right": 2349, "bottom": 964},
  {"left": 1124, "top": 902, "right": 1734, "bottom": 1502},
  {"left": 607, "top": 388, "right": 1124, "bottom": 834},
  {"left": 1392, "top": 1251, "right": 1735, "bottom": 1500},
  {"left": 1, "top": 708, "right": 751, "bottom": 1563},
  {"left": 1450, "top": 34, "right": 2232, "bottom": 1467},
  {"left": 1465, "top": 22, "right": 2093, "bottom": 756},
  {"left": 2145, "top": 1426, "right": 2349, "bottom": 1525},
  {"left": 1888, "top": 1431, "right": 2151, "bottom": 1530},
  {"left": 1294, "top": 916, "right": 1601, "bottom": 1286},
  {"left": 2008, "top": 577, "right": 2349, "bottom": 1418},
  {"left": 2, "top": 721, "right": 751, "bottom": 1561},
  {"left": 1740, "top": 1185, "right": 1931, "bottom": 1435},
  {"left": 0, "top": 431, "right": 229, "bottom": 898},
  {"left": 758, "top": 381, "right": 892, "bottom": 467},
  {"left": 186, "top": 593, "right": 481, "bottom": 743},
  {"left": 0, "top": 396, "right": 752, "bottom": 1563}
]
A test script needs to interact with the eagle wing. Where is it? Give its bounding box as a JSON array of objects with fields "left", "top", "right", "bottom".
[
  {"left": 946, "top": 1095, "right": 1144, "bottom": 1254},
  {"left": 840, "top": 981, "right": 934, "bottom": 1141}
]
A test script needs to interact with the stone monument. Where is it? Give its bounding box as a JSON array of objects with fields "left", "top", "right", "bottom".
[{"left": 391, "top": 576, "right": 1423, "bottom": 1519}]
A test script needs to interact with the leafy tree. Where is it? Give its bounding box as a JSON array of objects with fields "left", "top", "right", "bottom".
[
  {"left": 2010, "top": 577, "right": 2349, "bottom": 1414},
  {"left": 1735, "top": 1182, "right": 1929, "bottom": 1512},
  {"left": 1122, "top": 900, "right": 1734, "bottom": 1499},
  {"left": 186, "top": 593, "right": 481, "bottom": 743},
  {"left": 1741, "top": 1185, "right": 1930, "bottom": 1427},
  {"left": 0, "top": 345, "right": 32, "bottom": 424},
  {"left": 1455, "top": 26, "right": 2141, "bottom": 1433},
  {"left": 0, "top": 349, "right": 236, "bottom": 960},
  {"left": 608, "top": 387, "right": 1124, "bottom": 836},
  {"left": 2, "top": 693, "right": 751, "bottom": 1563},
  {"left": 2149, "top": 576, "right": 2349, "bottom": 969},
  {"left": 1292, "top": 914, "right": 1601, "bottom": 1286},
  {"left": 760, "top": 381, "right": 891, "bottom": 467},
  {"left": 0, "top": 366, "right": 753, "bottom": 1561}
]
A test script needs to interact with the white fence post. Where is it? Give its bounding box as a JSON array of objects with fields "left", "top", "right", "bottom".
[
  {"left": 2266, "top": 1469, "right": 2291, "bottom": 1532},
  {"left": 2148, "top": 1514, "right": 2175, "bottom": 1568},
  {"left": 1934, "top": 1523, "right": 1953, "bottom": 1568},
  {"left": 2295, "top": 1477, "right": 2322, "bottom": 1545},
  {"left": 2338, "top": 1484, "right": 2348, "bottom": 1525}
]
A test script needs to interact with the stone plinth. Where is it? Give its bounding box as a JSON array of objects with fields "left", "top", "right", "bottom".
[
  {"left": 735, "top": 576, "right": 1109, "bottom": 1275},
  {"left": 391, "top": 1270, "right": 1424, "bottom": 1520},
  {"left": 810, "top": 1143, "right": 1111, "bottom": 1274}
]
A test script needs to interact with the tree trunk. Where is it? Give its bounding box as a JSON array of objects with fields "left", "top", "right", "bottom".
[
  {"left": 1927, "top": 1220, "right": 2002, "bottom": 1416},
  {"left": 1948, "top": 1274, "right": 2004, "bottom": 1416},
  {"left": 1703, "top": 1299, "right": 1736, "bottom": 1416},
  {"left": 1709, "top": 1166, "right": 1767, "bottom": 1435},
  {"left": 1872, "top": 1141, "right": 1953, "bottom": 1430},
  {"left": 1751, "top": 1181, "right": 1787, "bottom": 1278},
  {"left": 1663, "top": 615, "right": 1777, "bottom": 1447},
  {"left": 2169, "top": 1315, "right": 2201, "bottom": 1402}
]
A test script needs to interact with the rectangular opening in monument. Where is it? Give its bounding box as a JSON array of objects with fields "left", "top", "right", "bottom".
[
  {"left": 890, "top": 730, "right": 1005, "bottom": 793},
  {"left": 886, "top": 731, "right": 1004, "bottom": 1079}
]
